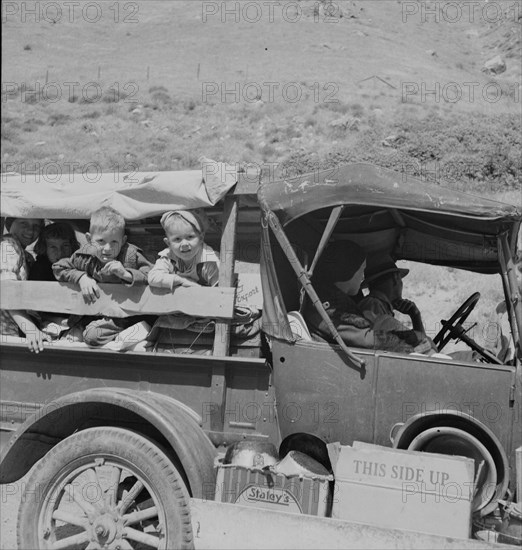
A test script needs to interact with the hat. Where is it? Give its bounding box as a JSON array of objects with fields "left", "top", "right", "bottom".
[
  {"left": 364, "top": 255, "right": 409, "bottom": 285},
  {"left": 160, "top": 209, "right": 209, "bottom": 234},
  {"left": 314, "top": 241, "right": 367, "bottom": 284}
]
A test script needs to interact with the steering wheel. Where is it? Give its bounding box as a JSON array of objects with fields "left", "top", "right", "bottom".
[
  {"left": 434, "top": 293, "right": 480, "bottom": 351},
  {"left": 434, "top": 292, "right": 503, "bottom": 364}
]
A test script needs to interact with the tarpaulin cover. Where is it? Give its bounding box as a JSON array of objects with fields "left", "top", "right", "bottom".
[
  {"left": 258, "top": 163, "right": 521, "bottom": 230},
  {"left": 1, "top": 160, "right": 238, "bottom": 220}
]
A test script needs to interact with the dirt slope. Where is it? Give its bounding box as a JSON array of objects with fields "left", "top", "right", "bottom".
[{"left": 2, "top": 1, "right": 520, "bottom": 109}]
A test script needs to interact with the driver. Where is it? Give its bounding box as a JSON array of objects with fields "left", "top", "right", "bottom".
[
  {"left": 358, "top": 256, "right": 436, "bottom": 351},
  {"left": 305, "top": 241, "right": 433, "bottom": 354}
]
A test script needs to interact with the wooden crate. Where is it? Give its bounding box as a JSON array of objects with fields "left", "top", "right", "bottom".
[{"left": 329, "top": 441, "right": 474, "bottom": 539}]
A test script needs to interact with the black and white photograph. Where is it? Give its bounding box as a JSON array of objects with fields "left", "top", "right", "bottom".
[{"left": 1, "top": 0, "right": 521, "bottom": 548}]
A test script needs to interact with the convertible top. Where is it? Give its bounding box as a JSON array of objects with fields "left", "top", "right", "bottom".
[
  {"left": 259, "top": 164, "right": 521, "bottom": 341},
  {"left": 258, "top": 163, "right": 521, "bottom": 235},
  {"left": 1, "top": 161, "right": 238, "bottom": 220}
]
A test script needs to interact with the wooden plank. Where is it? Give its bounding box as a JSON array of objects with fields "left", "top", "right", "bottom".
[
  {"left": 190, "top": 499, "right": 500, "bottom": 550},
  {"left": 209, "top": 363, "right": 226, "bottom": 432},
  {"left": 0, "top": 281, "right": 235, "bottom": 319},
  {"left": 213, "top": 196, "right": 239, "bottom": 356},
  {"left": 231, "top": 172, "right": 261, "bottom": 196}
]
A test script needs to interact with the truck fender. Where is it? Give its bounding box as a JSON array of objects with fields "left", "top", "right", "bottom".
[{"left": 0, "top": 388, "right": 217, "bottom": 498}]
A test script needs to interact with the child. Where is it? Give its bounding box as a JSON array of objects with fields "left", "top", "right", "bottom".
[
  {"left": 1, "top": 217, "right": 47, "bottom": 352},
  {"left": 29, "top": 222, "right": 80, "bottom": 281},
  {"left": 148, "top": 210, "right": 219, "bottom": 289},
  {"left": 53, "top": 206, "right": 152, "bottom": 346},
  {"left": 28, "top": 222, "right": 81, "bottom": 341}
]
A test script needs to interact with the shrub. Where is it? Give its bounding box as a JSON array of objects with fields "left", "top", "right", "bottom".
[
  {"left": 150, "top": 91, "right": 172, "bottom": 107},
  {"left": 102, "top": 90, "right": 120, "bottom": 103},
  {"left": 183, "top": 99, "right": 196, "bottom": 112},
  {"left": 149, "top": 85, "right": 169, "bottom": 93},
  {"left": 314, "top": 101, "right": 351, "bottom": 115},
  {"left": 82, "top": 110, "right": 101, "bottom": 119},
  {"left": 1, "top": 122, "right": 19, "bottom": 141},
  {"left": 277, "top": 111, "right": 520, "bottom": 191},
  {"left": 48, "top": 113, "right": 71, "bottom": 126},
  {"left": 22, "top": 118, "right": 44, "bottom": 132}
]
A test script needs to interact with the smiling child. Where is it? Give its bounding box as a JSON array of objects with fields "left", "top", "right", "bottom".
[
  {"left": 53, "top": 206, "right": 152, "bottom": 346},
  {"left": 148, "top": 210, "right": 219, "bottom": 289}
]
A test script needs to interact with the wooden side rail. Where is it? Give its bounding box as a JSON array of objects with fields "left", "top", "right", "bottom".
[{"left": 0, "top": 281, "right": 235, "bottom": 319}]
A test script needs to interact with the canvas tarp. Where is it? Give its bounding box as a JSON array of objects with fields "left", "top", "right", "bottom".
[
  {"left": 258, "top": 163, "right": 521, "bottom": 231},
  {"left": 1, "top": 160, "right": 238, "bottom": 220}
]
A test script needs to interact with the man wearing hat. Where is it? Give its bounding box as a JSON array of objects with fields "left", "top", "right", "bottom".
[
  {"left": 359, "top": 255, "right": 428, "bottom": 339},
  {"left": 306, "top": 243, "right": 432, "bottom": 353}
]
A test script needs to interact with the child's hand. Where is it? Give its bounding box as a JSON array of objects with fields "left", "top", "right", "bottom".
[
  {"left": 413, "top": 338, "right": 433, "bottom": 355},
  {"left": 79, "top": 275, "right": 100, "bottom": 303},
  {"left": 180, "top": 279, "right": 200, "bottom": 288},
  {"left": 102, "top": 260, "right": 131, "bottom": 281},
  {"left": 26, "top": 329, "right": 51, "bottom": 353}
]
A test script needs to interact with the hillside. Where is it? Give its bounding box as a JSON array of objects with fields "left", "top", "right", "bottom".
[{"left": 2, "top": 0, "right": 521, "bottom": 189}]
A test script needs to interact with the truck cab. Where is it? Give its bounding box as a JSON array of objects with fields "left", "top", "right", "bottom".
[{"left": 1, "top": 162, "right": 520, "bottom": 548}]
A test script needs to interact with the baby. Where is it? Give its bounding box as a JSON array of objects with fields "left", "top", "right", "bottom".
[
  {"left": 148, "top": 210, "right": 220, "bottom": 289},
  {"left": 53, "top": 206, "right": 152, "bottom": 346}
]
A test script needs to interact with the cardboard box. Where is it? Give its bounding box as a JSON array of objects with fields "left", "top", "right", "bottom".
[
  {"left": 329, "top": 441, "right": 475, "bottom": 538},
  {"left": 236, "top": 273, "right": 263, "bottom": 308},
  {"left": 215, "top": 462, "right": 332, "bottom": 517}
]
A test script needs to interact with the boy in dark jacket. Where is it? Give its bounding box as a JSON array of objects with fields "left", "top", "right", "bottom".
[
  {"left": 30, "top": 222, "right": 80, "bottom": 281},
  {"left": 53, "top": 206, "right": 152, "bottom": 346}
]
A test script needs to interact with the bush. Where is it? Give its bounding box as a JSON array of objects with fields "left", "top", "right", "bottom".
[
  {"left": 278, "top": 111, "right": 521, "bottom": 191},
  {"left": 48, "top": 113, "right": 71, "bottom": 126}
]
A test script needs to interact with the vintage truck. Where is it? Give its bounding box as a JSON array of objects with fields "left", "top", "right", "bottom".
[{"left": 0, "top": 163, "right": 520, "bottom": 549}]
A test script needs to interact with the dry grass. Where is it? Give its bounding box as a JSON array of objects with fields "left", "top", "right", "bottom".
[{"left": 2, "top": 2, "right": 521, "bottom": 185}]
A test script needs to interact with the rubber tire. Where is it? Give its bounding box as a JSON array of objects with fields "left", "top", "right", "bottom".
[{"left": 17, "top": 426, "right": 193, "bottom": 549}]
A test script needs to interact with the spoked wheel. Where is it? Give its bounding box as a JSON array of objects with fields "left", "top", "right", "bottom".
[{"left": 17, "top": 427, "right": 193, "bottom": 550}]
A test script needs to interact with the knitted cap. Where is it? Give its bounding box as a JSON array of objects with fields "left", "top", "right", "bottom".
[
  {"left": 314, "top": 241, "right": 366, "bottom": 283},
  {"left": 160, "top": 209, "right": 209, "bottom": 234}
]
